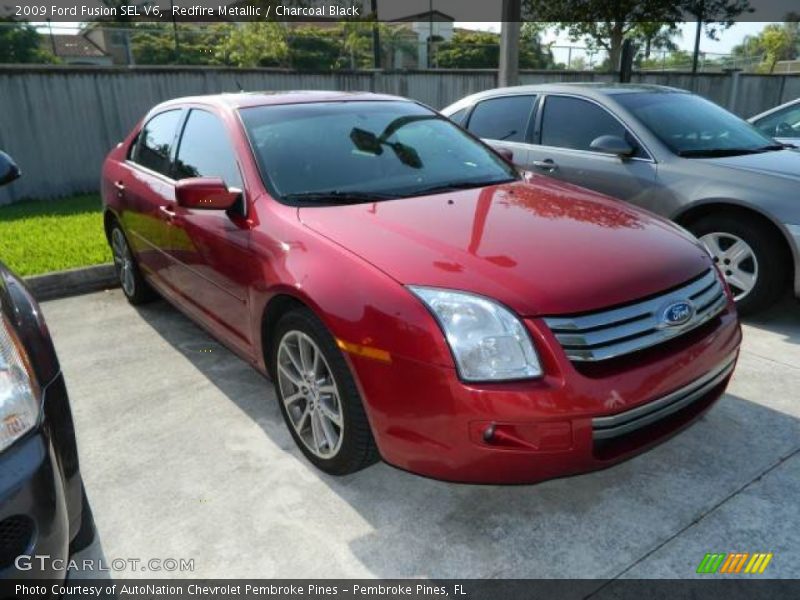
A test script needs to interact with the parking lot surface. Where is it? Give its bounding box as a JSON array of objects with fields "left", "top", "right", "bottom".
[{"left": 42, "top": 289, "right": 799, "bottom": 579}]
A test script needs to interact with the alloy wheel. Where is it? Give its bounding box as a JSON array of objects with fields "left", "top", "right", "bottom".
[
  {"left": 699, "top": 232, "right": 758, "bottom": 302},
  {"left": 276, "top": 331, "right": 344, "bottom": 459},
  {"left": 111, "top": 228, "right": 136, "bottom": 297}
]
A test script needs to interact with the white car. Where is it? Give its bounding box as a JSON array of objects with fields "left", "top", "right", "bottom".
[{"left": 749, "top": 98, "right": 800, "bottom": 146}]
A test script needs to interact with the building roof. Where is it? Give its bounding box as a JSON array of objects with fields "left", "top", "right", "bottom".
[
  {"left": 40, "top": 34, "right": 108, "bottom": 59},
  {"left": 391, "top": 9, "right": 455, "bottom": 22}
]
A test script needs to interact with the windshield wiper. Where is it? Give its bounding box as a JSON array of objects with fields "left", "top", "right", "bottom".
[
  {"left": 283, "top": 190, "right": 402, "bottom": 205},
  {"left": 412, "top": 178, "right": 516, "bottom": 196},
  {"left": 678, "top": 144, "right": 784, "bottom": 158}
]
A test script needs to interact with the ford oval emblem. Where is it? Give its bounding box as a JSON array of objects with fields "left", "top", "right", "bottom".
[{"left": 662, "top": 301, "right": 695, "bottom": 327}]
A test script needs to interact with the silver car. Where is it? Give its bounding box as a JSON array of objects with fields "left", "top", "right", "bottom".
[
  {"left": 749, "top": 97, "right": 800, "bottom": 146},
  {"left": 442, "top": 83, "right": 800, "bottom": 315}
]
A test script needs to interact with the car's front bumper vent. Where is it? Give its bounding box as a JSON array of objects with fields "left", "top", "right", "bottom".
[
  {"left": 543, "top": 269, "right": 726, "bottom": 362},
  {"left": 0, "top": 515, "right": 34, "bottom": 568}
]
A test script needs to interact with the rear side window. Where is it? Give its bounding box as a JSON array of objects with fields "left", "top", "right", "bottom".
[
  {"left": 467, "top": 96, "right": 536, "bottom": 142},
  {"left": 540, "top": 96, "right": 641, "bottom": 155},
  {"left": 174, "top": 110, "right": 243, "bottom": 189},
  {"left": 754, "top": 104, "right": 800, "bottom": 139},
  {"left": 447, "top": 107, "right": 468, "bottom": 126},
  {"left": 133, "top": 110, "right": 182, "bottom": 176}
]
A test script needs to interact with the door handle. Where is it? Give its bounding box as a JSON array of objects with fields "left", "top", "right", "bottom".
[
  {"left": 532, "top": 159, "right": 558, "bottom": 172},
  {"left": 113, "top": 180, "right": 125, "bottom": 197},
  {"left": 158, "top": 205, "right": 176, "bottom": 221}
]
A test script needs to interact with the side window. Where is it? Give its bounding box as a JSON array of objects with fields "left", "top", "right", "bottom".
[
  {"left": 133, "top": 110, "right": 182, "bottom": 176},
  {"left": 174, "top": 110, "right": 243, "bottom": 189},
  {"left": 447, "top": 107, "right": 468, "bottom": 126},
  {"left": 466, "top": 95, "right": 536, "bottom": 142},
  {"left": 541, "top": 96, "right": 644, "bottom": 156},
  {"left": 755, "top": 105, "right": 800, "bottom": 139}
]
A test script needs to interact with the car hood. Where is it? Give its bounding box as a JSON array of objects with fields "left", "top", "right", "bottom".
[
  {"left": 299, "top": 177, "right": 711, "bottom": 316},
  {"left": 702, "top": 149, "right": 800, "bottom": 181}
]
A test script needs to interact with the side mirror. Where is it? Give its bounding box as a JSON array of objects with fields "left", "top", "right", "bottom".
[
  {"left": 0, "top": 151, "right": 21, "bottom": 186},
  {"left": 495, "top": 147, "right": 514, "bottom": 164},
  {"left": 589, "top": 135, "right": 634, "bottom": 158},
  {"left": 175, "top": 177, "right": 240, "bottom": 210}
]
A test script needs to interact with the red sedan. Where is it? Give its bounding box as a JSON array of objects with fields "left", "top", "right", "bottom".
[{"left": 101, "top": 92, "right": 741, "bottom": 484}]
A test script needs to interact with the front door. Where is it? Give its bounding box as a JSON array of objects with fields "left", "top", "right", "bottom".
[
  {"left": 167, "top": 108, "right": 254, "bottom": 354},
  {"left": 525, "top": 95, "right": 658, "bottom": 206}
]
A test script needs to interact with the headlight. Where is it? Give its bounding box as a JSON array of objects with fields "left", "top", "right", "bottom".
[
  {"left": 409, "top": 286, "right": 542, "bottom": 381},
  {"left": 0, "top": 316, "right": 40, "bottom": 452}
]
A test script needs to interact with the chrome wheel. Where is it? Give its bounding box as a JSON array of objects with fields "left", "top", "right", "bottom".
[
  {"left": 111, "top": 228, "right": 135, "bottom": 297},
  {"left": 276, "top": 331, "right": 344, "bottom": 459},
  {"left": 700, "top": 232, "right": 758, "bottom": 302}
]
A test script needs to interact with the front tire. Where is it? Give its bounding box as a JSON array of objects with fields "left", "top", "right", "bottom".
[
  {"left": 270, "top": 308, "right": 379, "bottom": 475},
  {"left": 689, "top": 214, "right": 787, "bottom": 315},
  {"left": 109, "top": 223, "right": 157, "bottom": 305}
]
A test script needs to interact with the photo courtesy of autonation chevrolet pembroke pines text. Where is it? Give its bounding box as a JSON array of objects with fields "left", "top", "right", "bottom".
[{"left": 0, "top": 0, "right": 798, "bottom": 597}]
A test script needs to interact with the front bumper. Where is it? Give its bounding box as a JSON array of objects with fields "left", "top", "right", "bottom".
[
  {"left": 0, "top": 433, "right": 69, "bottom": 580},
  {"left": 0, "top": 372, "right": 81, "bottom": 580},
  {"left": 350, "top": 304, "right": 741, "bottom": 484}
]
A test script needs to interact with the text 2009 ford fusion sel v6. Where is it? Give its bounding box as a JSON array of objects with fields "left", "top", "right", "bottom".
[{"left": 101, "top": 92, "right": 741, "bottom": 483}]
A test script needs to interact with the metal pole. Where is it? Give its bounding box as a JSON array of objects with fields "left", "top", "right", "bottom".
[
  {"left": 371, "top": 0, "right": 380, "bottom": 69},
  {"left": 498, "top": 0, "right": 521, "bottom": 87},
  {"left": 428, "top": 0, "right": 433, "bottom": 68},
  {"left": 691, "top": 18, "right": 702, "bottom": 76},
  {"left": 47, "top": 19, "right": 56, "bottom": 55},
  {"left": 169, "top": 0, "right": 179, "bottom": 62}
]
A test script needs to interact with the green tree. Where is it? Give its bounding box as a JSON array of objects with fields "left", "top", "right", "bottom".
[
  {"left": 214, "top": 22, "right": 288, "bottom": 68},
  {"left": 523, "top": 0, "right": 748, "bottom": 71},
  {"left": 0, "top": 19, "right": 58, "bottom": 64},
  {"left": 758, "top": 24, "right": 795, "bottom": 72},
  {"left": 131, "top": 24, "right": 231, "bottom": 65},
  {"left": 436, "top": 30, "right": 552, "bottom": 69},
  {"left": 733, "top": 21, "right": 798, "bottom": 72},
  {"left": 286, "top": 27, "right": 345, "bottom": 70},
  {"left": 436, "top": 31, "right": 499, "bottom": 68}
]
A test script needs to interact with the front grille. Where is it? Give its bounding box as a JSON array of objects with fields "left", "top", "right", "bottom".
[
  {"left": 544, "top": 269, "right": 726, "bottom": 362},
  {"left": 592, "top": 355, "right": 736, "bottom": 442},
  {"left": 0, "top": 515, "right": 35, "bottom": 568}
]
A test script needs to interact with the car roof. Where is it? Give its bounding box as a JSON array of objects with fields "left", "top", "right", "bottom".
[
  {"left": 152, "top": 90, "right": 408, "bottom": 112},
  {"left": 444, "top": 82, "right": 688, "bottom": 111},
  {"left": 749, "top": 96, "right": 800, "bottom": 121}
]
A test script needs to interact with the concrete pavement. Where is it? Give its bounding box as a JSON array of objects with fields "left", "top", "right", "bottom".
[{"left": 40, "top": 290, "right": 799, "bottom": 579}]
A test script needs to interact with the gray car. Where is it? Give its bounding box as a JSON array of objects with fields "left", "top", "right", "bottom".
[
  {"left": 442, "top": 83, "right": 800, "bottom": 315},
  {"left": 749, "top": 97, "right": 800, "bottom": 146}
]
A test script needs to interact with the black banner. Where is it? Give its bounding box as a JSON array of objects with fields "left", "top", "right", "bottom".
[
  {"left": 3, "top": 579, "right": 800, "bottom": 600},
  {"left": 1, "top": 0, "right": 799, "bottom": 23}
]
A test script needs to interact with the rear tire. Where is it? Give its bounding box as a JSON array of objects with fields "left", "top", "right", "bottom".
[
  {"left": 270, "top": 308, "right": 379, "bottom": 475},
  {"left": 688, "top": 214, "right": 787, "bottom": 316},
  {"left": 109, "top": 222, "right": 157, "bottom": 305}
]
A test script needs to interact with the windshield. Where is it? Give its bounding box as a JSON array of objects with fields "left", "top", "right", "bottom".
[
  {"left": 239, "top": 100, "right": 517, "bottom": 204},
  {"left": 615, "top": 92, "right": 779, "bottom": 157}
]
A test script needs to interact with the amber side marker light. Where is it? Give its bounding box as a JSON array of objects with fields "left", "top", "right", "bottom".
[{"left": 336, "top": 339, "right": 392, "bottom": 363}]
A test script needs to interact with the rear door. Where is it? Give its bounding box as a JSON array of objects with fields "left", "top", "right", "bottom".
[
  {"left": 526, "top": 94, "right": 658, "bottom": 204},
  {"left": 463, "top": 95, "right": 537, "bottom": 164},
  {"left": 120, "top": 109, "right": 184, "bottom": 286},
  {"left": 168, "top": 108, "right": 254, "bottom": 353}
]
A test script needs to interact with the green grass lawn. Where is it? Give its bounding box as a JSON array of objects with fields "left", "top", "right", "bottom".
[{"left": 0, "top": 194, "right": 111, "bottom": 277}]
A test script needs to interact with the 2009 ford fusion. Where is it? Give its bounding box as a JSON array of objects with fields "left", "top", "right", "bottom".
[{"left": 101, "top": 92, "right": 741, "bottom": 483}]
